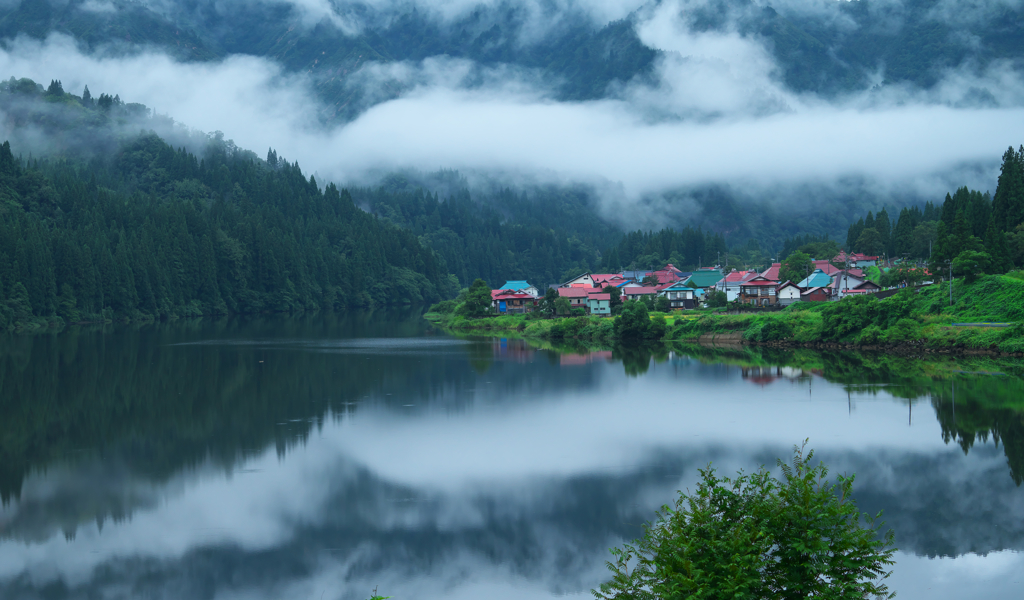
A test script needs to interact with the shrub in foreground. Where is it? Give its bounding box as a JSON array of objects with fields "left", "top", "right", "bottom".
[{"left": 595, "top": 443, "right": 897, "bottom": 600}]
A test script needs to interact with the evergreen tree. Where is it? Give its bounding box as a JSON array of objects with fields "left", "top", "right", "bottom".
[{"left": 992, "top": 145, "right": 1024, "bottom": 232}]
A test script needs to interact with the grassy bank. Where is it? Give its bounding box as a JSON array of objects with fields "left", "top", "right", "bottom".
[{"left": 428, "top": 274, "right": 1024, "bottom": 354}]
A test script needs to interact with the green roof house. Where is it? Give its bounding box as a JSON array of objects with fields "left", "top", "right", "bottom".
[
  {"left": 683, "top": 268, "right": 724, "bottom": 290},
  {"left": 797, "top": 269, "right": 832, "bottom": 289}
]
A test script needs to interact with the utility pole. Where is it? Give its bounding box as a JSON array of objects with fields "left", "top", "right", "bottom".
[{"left": 948, "top": 260, "right": 953, "bottom": 306}]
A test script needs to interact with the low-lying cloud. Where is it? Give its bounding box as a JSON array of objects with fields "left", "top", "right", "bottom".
[{"left": 1, "top": 0, "right": 1023, "bottom": 208}]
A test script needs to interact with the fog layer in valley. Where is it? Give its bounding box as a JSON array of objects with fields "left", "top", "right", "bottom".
[{"left": 1, "top": 0, "right": 1023, "bottom": 214}]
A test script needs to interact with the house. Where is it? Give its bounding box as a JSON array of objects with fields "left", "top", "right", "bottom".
[
  {"left": 719, "top": 270, "right": 759, "bottom": 301},
  {"left": 842, "top": 280, "right": 882, "bottom": 296},
  {"left": 683, "top": 268, "right": 725, "bottom": 291},
  {"left": 658, "top": 280, "right": 698, "bottom": 310},
  {"left": 811, "top": 260, "right": 842, "bottom": 276},
  {"left": 620, "top": 285, "right": 660, "bottom": 302},
  {"left": 561, "top": 273, "right": 595, "bottom": 287},
  {"left": 761, "top": 262, "right": 782, "bottom": 281},
  {"left": 739, "top": 276, "right": 778, "bottom": 306},
  {"left": 797, "top": 269, "right": 833, "bottom": 289},
  {"left": 650, "top": 264, "right": 684, "bottom": 284},
  {"left": 801, "top": 286, "right": 833, "bottom": 302},
  {"left": 499, "top": 280, "right": 539, "bottom": 298},
  {"left": 588, "top": 293, "right": 612, "bottom": 315},
  {"left": 591, "top": 273, "right": 630, "bottom": 288},
  {"left": 556, "top": 287, "right": 590, "bottom": 309},
  {"left": 619, "top": 270, "right": 649, "bottom": 281},
  {"left": 776, "top": 281, "right": 802, "bottom": 306},
  {"left": 492, "top": 292, "right": 536, "bottom": 313},
  {"left": 833, "top": 251, "right": 879, "bottom": 268},
  {"left": 831, "top": 271, "right": 866, "bottom": 298}
]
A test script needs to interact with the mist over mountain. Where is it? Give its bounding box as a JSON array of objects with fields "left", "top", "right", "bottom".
[{"left": 0, "top": 0, "right": 1023, "bottom": 257}]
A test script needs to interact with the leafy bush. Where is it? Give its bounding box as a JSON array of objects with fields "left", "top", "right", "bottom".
[
  {"left": 595, "top": 445, "right": 897, "bottom": 600},
  {"left": 428, "top": 299, "right": 458, "bottom": 314}
]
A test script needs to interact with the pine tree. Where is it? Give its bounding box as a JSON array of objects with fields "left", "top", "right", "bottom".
[
  {"left": 985, "top": 217, "right": 1012, "bottom": 273},
  {"left": 992, "top": 145, "right": 1024, "bottom": 232}
]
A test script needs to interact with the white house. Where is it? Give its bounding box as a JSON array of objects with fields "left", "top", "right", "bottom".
[
  {"left": 776, "top": 281, "right": 802, "bottom": 306},
  {"left": 561, "top": 273, "right": 595, "bottom": 287},
  {"left": 658, "top": 281, "right": 698, "bottom": 309}
]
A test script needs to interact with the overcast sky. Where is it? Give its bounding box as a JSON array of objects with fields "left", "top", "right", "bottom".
[{"left": 1, "top": 0, "right": 1023, "bottom": 202}]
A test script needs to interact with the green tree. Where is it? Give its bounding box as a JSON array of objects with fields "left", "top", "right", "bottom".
[
  {"left": 952, "top": 250, "right": 991, "bottom": 284},
  {"left": 855, "top": 228, "right": 883, "bottom": 255},
  {"left": 554, "top": 296, "right": 571, "bottom": 316},
  {"left": 613, "top": 300, "right": 650, "bottom": 340},
  {"left": 778, "top": 251, "right": 812, "bottom": 284},
  {"left": 604, "top": 285, "right": 623, "bottom": 315},
  {"left": 654, "top": 294, "right": 670, "bottom": 312},
  {"left": 456, "top": 278, "right": 493, "bottom": 317},
  {"left": 595, "top": 444, "right": 897, "bottom": 600}
]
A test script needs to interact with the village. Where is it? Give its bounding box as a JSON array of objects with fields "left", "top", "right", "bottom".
[{"left": 490, "top": 252, "right": 896, "bottom": 314}]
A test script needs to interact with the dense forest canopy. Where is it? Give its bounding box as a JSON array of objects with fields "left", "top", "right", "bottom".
[{"left": 0, "top": 78, "right": 458, "bottom": 328}]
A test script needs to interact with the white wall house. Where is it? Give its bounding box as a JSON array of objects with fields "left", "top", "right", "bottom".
[{"left": 777, "top": 282, "right": 802, "bottom": 306}]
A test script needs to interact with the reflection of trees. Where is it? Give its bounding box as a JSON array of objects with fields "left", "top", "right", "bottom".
[
  {"left": 930, "top": 377, "right": 1024, "bottom": 486},
  {"left": 0, "top": 312, "right": 475, "bottom": 506}
]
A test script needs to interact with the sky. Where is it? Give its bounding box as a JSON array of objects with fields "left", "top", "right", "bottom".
[{"left": 1, "top": 0, "right": 1023, "bottom": 204}]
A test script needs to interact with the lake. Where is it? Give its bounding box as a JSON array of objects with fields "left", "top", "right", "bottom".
[{"left": 1, "top": 312, "right": 1023, "bottom": 599}]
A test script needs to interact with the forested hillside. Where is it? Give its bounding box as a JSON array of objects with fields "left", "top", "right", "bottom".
[{"left": 0, "top": 79, "right": 456, "bottom": 329}]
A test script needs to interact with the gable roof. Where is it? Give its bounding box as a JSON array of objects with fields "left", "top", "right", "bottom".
[
  {"left": 588, "top": 294, "right": 611, "bottom": 301},
  {"left": 724, "top": 270, "right": 759, "bottom": 284},
  {"left": 801, "top": 286, "right": 832, "bottom": 296},
  {"left": 684, "top": 269, "right": 724, "bottom": 288},
  {"left": 812, "top": 260, "right": 842, "bottom": 276},
  {"left": 621, "top": 286, "right": 659, "bottom": 296},
  {"left": 777, "top": 280, "right": 800, "bottom": 291},
  {"left": 797, "top": 269, "right": 833, "bottom": 288},
  {"left": 557, "top": 287, "right": 590, "bottom": 298},
  {"left": 760, "top": 263, "right": 781, "bottom": 281},
  {"left": 501, "top": 280, "right": 534, "bottom": 291}
]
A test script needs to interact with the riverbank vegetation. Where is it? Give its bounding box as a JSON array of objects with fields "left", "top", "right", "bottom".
[{"left": 428, "top": 273, "right": 1024, "bottom": 353}]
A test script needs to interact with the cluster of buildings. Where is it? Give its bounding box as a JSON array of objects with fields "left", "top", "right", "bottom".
[{"left": 490, "top": 253, "right": 891, "bottom": 314}]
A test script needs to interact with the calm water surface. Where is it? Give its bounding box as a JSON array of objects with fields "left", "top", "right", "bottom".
[{"left": 1, "top": 312, "right": 1023, "bottom": 599}]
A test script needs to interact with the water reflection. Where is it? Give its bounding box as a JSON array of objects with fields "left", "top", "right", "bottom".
[{"left": 1, "top": 316, "right": 1023, "bottom": 599}]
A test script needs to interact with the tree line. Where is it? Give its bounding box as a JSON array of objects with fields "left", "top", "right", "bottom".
[{"left": 0, "top": 132, "right": 457, "bottom": 329}]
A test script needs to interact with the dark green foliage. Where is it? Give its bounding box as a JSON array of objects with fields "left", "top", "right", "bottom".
[
  {"left": 778, "top": 250, "right": 812, "bottom": 284},
  {"left": 953, "top": 250, "right": 992, "bottom": 284},
  {"left": 820, "top": 291, "right": 918, "bottom": 341},
  {"left": 455, "top": 279, "right": 492, "bottom": 317},
  {"left": 704, "top": 289, "right": 727, "bottom": 308},
  {"left": 992, "top": 146, "right": 1024, "bottom": 233},
  {"left": 654, "top": 294, "right": 670, "bottom": 312},
  {"left": 607, "top": 228, "right": 727, "bottom": 273},
  {"left": 613, "top": 300, "right": 650, "bottom": 341},
  {"left": 0, "top": 130, "right": 456, "bottom": 327},
  {"left": 595, "top": 444, "right": 897, "bottom": 600},
  {"left": 350, "top": 174, "right": 616, "bottom": 289}
]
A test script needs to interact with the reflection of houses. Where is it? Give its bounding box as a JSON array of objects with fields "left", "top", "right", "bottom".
[
  {"left": 742, "top": 365, "right": 814, "bottom": 386},
  {"left": 559, "top": 350, "right": 613, "bottom": 366},
  {"left": 491, "top": 337, "right": 536, "bottom": 362}
]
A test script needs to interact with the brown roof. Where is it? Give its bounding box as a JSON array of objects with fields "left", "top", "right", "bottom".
[
  {"left": 557, "top": 288, "right": 590, "bottom": 298},
  {"left": 589, "top": 294, "right": 611, "bottom": 301}
]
